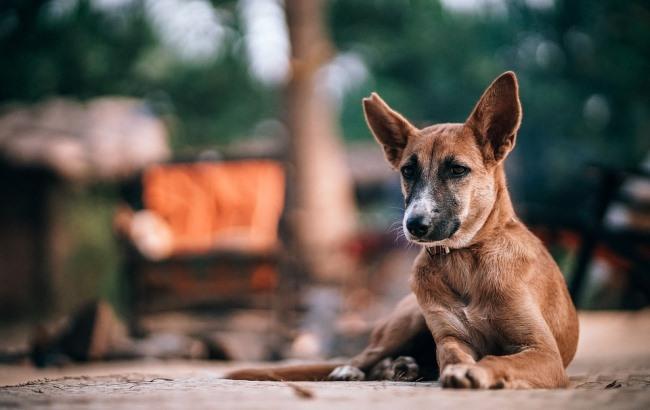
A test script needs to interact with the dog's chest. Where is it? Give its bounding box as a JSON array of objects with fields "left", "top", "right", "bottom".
[
  {"left": 432, "top": 300, "right": 499, "bottom": 353},
  {"left": 458, "top": 303, "right": 497, "bottom": 344},
  {"left": 412, "top": 253, "right": 502, "bottom": 354}
]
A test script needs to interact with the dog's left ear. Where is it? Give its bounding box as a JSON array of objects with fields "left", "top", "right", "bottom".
[
  {"left": 466, "top": 71, "right": 522, "bottom": 162},
  {"left": 363, "top": 92, "right": 418, "bottom": 168}
]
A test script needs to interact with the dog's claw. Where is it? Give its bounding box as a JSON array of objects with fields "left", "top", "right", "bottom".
[{"left": 328, "top": 365, "right": 365, "bottom": 381}]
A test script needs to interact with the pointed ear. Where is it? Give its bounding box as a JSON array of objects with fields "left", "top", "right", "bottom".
[
  {"left": 363, "top": 92, "right": 418, "bottom": 168},
  {"left": 466, "top": 71, "right": 522, "bottom": 162}
]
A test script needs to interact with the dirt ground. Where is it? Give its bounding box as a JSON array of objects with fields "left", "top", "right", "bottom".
[{"left": 1, "top": 311, "right": 650, "bottom": 409}]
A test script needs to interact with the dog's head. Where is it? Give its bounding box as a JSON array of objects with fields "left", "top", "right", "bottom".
[{"left": 364, "top": 71, "right": 522, "bottom": 248}]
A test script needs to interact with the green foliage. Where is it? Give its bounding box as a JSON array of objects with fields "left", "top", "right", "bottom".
[
  {"left": 0, "top": 0, "right": 278, "bottom": 151},
  {"left": 330, "top": 0, "right": 650, "bottom": 204},
  {"left": 0, "top": 1, "right": 155, "bottom": 99},
  {"left": 1, "top": 0, "right": 648, "bottom": 200}
]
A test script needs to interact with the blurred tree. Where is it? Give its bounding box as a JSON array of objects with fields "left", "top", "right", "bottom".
[{"left": 284, "top": 0, "right": 358, "bottom": 282}]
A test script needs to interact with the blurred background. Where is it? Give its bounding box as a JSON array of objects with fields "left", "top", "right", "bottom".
[{"left": 0, "top": 0, "right": 648, "bottom": 366}]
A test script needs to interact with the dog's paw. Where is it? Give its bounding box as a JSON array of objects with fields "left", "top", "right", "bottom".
[
  {"left": 368, "top": 358, "right": 393, "bottom": 380},
  {"left": 440, "top": 364, "right": 502, "bottom": 389},
  {"left": 328, "top": 365, "right": 366, "bottom": 381},
  {"left": 368, "top": 356, "right": 419, "bottom": 381},
  {"left": 390, "top": 356, "right": 419, "bottom": 381}
]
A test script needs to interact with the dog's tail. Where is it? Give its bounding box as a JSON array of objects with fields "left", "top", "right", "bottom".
[{"left": 224, "top": 363, "right": 342, "bottom": 381}]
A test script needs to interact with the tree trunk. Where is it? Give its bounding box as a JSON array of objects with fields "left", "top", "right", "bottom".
[{"left": 284, "top": 0, "right": 357, "bottom": 282}]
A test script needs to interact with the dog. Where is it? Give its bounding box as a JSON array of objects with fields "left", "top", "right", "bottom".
[{"left": 225, "top": 71, "right": 579, "bottom": 389}]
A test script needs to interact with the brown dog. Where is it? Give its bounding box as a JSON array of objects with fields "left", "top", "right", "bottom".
[{"left": 226, "top": 72, "right": 579, "bottom": 389}]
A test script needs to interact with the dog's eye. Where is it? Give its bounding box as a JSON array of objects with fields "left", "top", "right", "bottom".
[
  {"left": 401, "top": 165, "right": 416, "bottom": 179},
  {"left": 450, "top": 165, "right": 469, "bottom": 177}
]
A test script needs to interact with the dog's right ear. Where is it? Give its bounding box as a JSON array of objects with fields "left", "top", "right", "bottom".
[
  {"left": 466, "top": 71, "right": 522, "bottom": 163},
  {"left": 363, "top": 93, "right": 417, "bottom": 168}
]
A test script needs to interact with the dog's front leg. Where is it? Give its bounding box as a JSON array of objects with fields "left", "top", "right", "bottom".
[
  {"left": 435, "top": 336, "right": 486, "bottom": 388},
  {"left": 438, "top": 339, "right": 566, "bottom": 389},
  {"left": 480, "top": 302, "right": 569, "bottom": 389},
  {"left": 443, "top": 345, "right": 566, "bottom": 389},
  {"left": 476, "top": 348, "right": 567, "bottom": 389},
  {"left": 436, "top": 335, "right": 477, "bottom": 367},
  {"left": 440, "top": 304, "right": 568, "bottom": 389}
]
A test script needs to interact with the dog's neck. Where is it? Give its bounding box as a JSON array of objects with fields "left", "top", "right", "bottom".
[
  {"left": 474, "top": 165, "right": 517, "bottom": 243},
  {"left": 425, "top": 165, "right": 516, "bottom": 258}
]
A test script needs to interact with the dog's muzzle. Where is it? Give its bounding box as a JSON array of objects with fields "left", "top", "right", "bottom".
[{"left": 405, "top": 213, "right": 460, "bottom": 241}]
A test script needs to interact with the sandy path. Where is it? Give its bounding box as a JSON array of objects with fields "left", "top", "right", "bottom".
[{"left": 1, "top": 311, "right": 649, "bottom": 409}]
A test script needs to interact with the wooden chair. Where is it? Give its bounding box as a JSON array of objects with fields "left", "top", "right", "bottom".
[{"left": 116, "top": 157, "right": 299, "bottom": 318}]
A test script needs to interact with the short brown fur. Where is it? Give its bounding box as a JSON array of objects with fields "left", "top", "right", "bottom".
[{"left": 225, "top": 72, "right": 579, "bottom": 389}]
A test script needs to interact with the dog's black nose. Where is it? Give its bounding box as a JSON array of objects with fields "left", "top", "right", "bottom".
[{"left": 406, "top": 216, "right": 430, "bottom": 238}]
